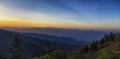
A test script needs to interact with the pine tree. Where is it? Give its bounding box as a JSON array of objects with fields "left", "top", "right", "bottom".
[
  {"left": 9, "top": 36, "right": 23, "bottom": 59},
  {"left": 89, "top": 41, "right": 98, "bottom": 51},
  {"left": 99, "top": 34, "right": 108, "bottom": 45},
  {"left": 83, "top": 45, "right": 88, "bottom": 53},
  {"left": 110, "top": 32, "right": 114, "bottom": 41},
  {"left": 99, "top": 38, "right": 105, "bottom": 45},
  {"left": 44, "top": 41, "right": 53, "bottom": 54}
]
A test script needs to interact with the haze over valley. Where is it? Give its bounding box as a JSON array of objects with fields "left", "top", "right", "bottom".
[{"left": 0, "top": 0, "right": 120, "bottom": 59}]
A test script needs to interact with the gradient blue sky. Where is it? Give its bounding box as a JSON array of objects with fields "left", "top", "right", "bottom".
[{"left": 0, "top": 0, "right": 120, "bottom": 30}]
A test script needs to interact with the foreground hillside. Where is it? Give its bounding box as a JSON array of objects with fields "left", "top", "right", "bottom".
[
  {"left": 32, "top": 33, "right": 120, "bottom": 59},
  {"left": 85, "top": 33, "right": 120, "bottom": 59}
]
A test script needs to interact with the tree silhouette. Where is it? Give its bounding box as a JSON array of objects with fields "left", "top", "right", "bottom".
[
  {"left": 89, "top": 41, "right": 98, "bottom": 51},
  {"left": 9, "top": 36, "right": 24, "bottom": 59},
  {"left": 44, "top": 41, "right": 53, "bottom": 54},
  {"left": 83, "top": 45, "right": 89, "bottom": 53},
  {"left": 110, "top": 32, "right": 114, "bottom": 41}
]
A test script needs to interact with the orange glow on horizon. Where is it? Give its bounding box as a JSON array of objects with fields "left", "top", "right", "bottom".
[
  {"left": 0, "top": 20, "right": 40, "bottom": 27},
  {"left": 0, "top": 20, "right": 120, "bottom": 30},
  {"left": 0, "top": 20, "right": 79, "bottom": 28}
]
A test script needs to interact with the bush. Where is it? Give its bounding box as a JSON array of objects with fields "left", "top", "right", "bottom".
[{"left": 97, "top": 47, "right": 120, "bottom": 59}]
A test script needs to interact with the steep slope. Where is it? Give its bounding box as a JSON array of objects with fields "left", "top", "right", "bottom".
[{"left": 84, "top": 33, "right": 120, "bottom": 59}]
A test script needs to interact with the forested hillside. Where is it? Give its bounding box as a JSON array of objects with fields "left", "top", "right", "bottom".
[{"left": 32, "top": 33, "right": 120, "bottom": 59}]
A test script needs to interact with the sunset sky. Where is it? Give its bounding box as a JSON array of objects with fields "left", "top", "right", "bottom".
[{"left": 0, "top": 0, "right": 120, "bottom": 30}]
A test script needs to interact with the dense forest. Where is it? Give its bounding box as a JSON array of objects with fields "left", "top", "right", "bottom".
[{"left": 0, "top": 32, "right": 120, "bottom": 59}]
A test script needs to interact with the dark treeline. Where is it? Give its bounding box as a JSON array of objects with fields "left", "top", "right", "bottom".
[
  {"left": 0, "top": 36, "right": 24, "bottom": 59},
  {"left": 0, "top": 32, "right": 120, "bottom": 59}
]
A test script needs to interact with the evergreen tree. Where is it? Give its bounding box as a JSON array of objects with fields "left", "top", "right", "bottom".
[
  {"left": 89, "top": 41, "right": 98, "bottom": 51},
  {"left": 99, "top": 38, "right": 105, "bottom": 45},
  {"left": 44, "top": 41, "right": 53, "bottom": 54},
  {"left": 9, "top": 36, "right": 24, "bottom": 59},
  {"left": 83, "top": 45, "right": 88, "bottom": 53},
  {"left": 110, "top": 32, "right": 114, "bottom": 41},
  {"left": 99, "top": 34, "right": 109, "bottom": 45}
]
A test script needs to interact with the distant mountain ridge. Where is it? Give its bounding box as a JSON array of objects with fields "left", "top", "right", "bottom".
[
  {"left": 0, "top": 28, "right": 87, "bottom": 57},
  {"left": 1, "top": 27, "right": 109, "bottom": 42},
  {"left": 23, "top": 33, "right": 88, "bottom": 45}
]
